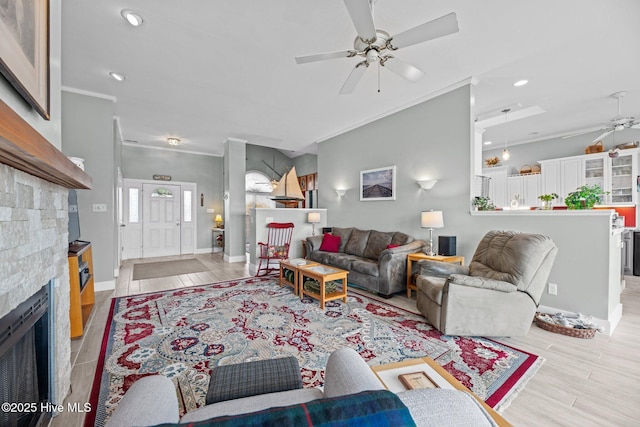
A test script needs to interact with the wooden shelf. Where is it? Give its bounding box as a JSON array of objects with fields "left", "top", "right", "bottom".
[{"left": 68, "top": 241, "right": 95, "bottom": 338}]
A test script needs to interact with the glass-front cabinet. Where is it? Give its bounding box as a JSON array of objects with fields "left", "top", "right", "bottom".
[
  {"left": 583, "top": 157, "right": 605, "bottom": 190},
  {"left": 610, "top": 154, "right": 634, "bottom": 204}
]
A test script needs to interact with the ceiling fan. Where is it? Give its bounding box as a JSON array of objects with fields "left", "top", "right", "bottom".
[
  {"left": 564, "top": 91, "right": 640, "bottom": 142},
  {"left": 294, "top": 0, "right": 459, "bottom": 94}
]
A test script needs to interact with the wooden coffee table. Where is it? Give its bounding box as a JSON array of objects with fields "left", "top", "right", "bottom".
[
  {"left": 297, "top": 264, "right": 348, "bottom": 309},
  {"left": 279, "top": 259, "right": 318, "bottom": 295},
  {"left": 371, "top": 358, "right": 511, "bottom": 427}
]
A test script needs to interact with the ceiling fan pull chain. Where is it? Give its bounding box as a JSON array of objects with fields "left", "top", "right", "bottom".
[{"left": 377, "top": 61, "right": 381, "bottom": 93}]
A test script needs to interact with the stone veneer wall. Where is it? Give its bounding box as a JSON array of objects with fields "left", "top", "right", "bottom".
[{"left": 0, "top": 163, "right": 71, "bottom": 404}]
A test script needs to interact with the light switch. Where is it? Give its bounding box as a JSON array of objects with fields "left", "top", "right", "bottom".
[{"left": 93, "top": 204, "right": 107, "bottom": 212}]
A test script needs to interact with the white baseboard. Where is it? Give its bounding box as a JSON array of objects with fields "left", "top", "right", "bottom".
[
  {"left": 537, "top": 304, "right": 623, "bottom": 336},
  {"left": 195, "top": 247, "right": 224, "bottom": 254},
  {"left": 94, "top": 280, "right": 116, "bottom": 292},
  {"left": 224, "top": 254, "right": 246, "bottom": 263}
]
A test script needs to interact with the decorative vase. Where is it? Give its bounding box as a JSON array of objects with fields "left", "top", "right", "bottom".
[{"left": 541, "top": 200, "right": 553, "bottom": 210}]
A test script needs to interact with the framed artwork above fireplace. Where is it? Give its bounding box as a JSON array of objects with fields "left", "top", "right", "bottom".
[{"left": 0, "top": 0, "right": 50, "bottom": 120}]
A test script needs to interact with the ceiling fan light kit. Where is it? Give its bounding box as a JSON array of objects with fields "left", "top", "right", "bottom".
[{"left": 295, "top": 0, "right": 459, "bottom": 94}]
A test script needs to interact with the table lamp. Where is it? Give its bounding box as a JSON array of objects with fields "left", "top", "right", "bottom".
[
  {"left": 307, "top": 212, "right": 321, "bottom": 236},
  {"left": 215, "top": 214, "right": 223, "bottom": 228},
  {"left": 421, "top": 210, "right": 444, "bottom": 256}
]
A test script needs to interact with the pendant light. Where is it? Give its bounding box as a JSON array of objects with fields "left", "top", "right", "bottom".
[{"left": 502, "top": 108, "right": 511, "bottom": 161}]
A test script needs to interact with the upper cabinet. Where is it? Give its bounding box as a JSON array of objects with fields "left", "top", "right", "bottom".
[{"left": 540, "top": 150, "right": 637, "bottom": 206}]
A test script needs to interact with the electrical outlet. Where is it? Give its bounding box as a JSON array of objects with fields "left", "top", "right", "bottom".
[{"left": 548, "top": 283, "right": 558, "bottom": 295}]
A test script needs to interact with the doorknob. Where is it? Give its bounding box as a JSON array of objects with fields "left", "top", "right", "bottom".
[{"left": 120, "top": 224, "right": 126, "bottom": 227}]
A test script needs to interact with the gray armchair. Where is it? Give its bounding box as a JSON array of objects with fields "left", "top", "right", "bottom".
[{"left": 415, "top": 230, "right": 558, "bottom": 337}]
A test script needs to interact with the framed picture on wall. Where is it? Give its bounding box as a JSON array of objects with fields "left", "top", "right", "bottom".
[
  {"left": 360, "top": 165, "right": 396, "bottom": 201},
  {"left": 0, "top": 0, "right": 50, "bottom": 120}
]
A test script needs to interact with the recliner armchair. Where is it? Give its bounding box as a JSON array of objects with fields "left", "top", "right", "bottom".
[{"left": 415, "top": 230, "right": 558, "bottom": 337}]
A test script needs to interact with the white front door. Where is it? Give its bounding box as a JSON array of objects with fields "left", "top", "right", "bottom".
[{"left": 142, "top": 183, "right": 181, "bottom": 258}]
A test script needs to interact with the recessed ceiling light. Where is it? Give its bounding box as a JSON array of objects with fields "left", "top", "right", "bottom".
[
  {"left": 513, "top": 79, "right": 529, "bottom": 87},
  {"left": 167, "top": 137, "right": 181, "bottom": 146},
  {"left": 121, "top": 9, "right": 144, "bottom": 27},
  {"left": 484, "top": 141, "right": 492, "bottom": 145},
  {"left": 109, "top": 72, "right": 126, "bottom": 81}
]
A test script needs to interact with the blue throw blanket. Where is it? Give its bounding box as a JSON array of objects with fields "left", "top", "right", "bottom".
[{"left": 159, "top": 390, "right": 416, "bottom": 427}]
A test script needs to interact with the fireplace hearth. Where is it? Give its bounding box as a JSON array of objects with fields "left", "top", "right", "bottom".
[{"left": 0, "top": 283, "right": 54, "bottom": 427}]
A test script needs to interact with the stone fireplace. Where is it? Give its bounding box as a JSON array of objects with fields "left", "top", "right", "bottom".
[{"left": 0, "top": 163, "right": 72, "bottom": 410}]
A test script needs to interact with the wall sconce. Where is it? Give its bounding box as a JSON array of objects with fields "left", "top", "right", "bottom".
[
  {"left": 417, "top": 179, "right": 438, "bottom": 190},
  {"left": 335, "top": 189, "right": 347, "bottom": 197},
  {"left": 215, "top": 214, "right": 223, "bottom": 228},
  {"left": 307, "top": 212, "right": 321, "bottom": 236}
]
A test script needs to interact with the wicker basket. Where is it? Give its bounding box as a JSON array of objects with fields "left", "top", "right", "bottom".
[
  {"left": 519, "top": 164, "right": 532, "bottom": 174},
  {"left": 534, "top": 313, "right": 596, "bottom": 339},
  {"left": 584, "top": 140, "right": 604, "bottom": 154}
]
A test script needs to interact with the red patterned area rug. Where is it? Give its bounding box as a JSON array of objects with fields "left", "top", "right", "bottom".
[{"left": 86, "top": 276, "right": 542, "bottom": 426}]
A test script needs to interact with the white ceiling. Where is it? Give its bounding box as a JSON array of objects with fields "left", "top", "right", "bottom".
[{"left": 61, "top": 0, "right": 640, "bottom": 158}]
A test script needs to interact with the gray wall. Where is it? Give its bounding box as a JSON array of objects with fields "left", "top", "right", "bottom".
[
  {"left": 121, "top": 145, "right": 223, "bottom": 251},
  {"left": 318, "top": 84, "right": 474, "bottom": 254},
  {"left": 484, "top": 128, "right": 640, "bottom": 172},
  {"left": 61, "top": 92, "right": 116, "bottom": 284},
  {"left": 246, "top": 144, "right": 293, "bottom": 177},
  {"left": 293, "top": 153, "right": 318, "bottom": 176}
]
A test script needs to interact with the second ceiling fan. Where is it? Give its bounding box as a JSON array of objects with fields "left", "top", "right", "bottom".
[{"left": 295, "top": 0, "right": 459, "bottom": 94}]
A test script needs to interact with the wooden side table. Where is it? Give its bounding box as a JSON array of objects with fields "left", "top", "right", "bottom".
[
  {"left": 298, "top": 264, "right": 348, "bottom": 309},
  {"left": 406, "top": 253, "right": 465, "bottom": 298}
]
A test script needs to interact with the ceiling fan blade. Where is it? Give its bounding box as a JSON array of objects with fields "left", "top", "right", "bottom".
[
  {"left": 381, "top": 56, "right": 424, "bottom": 82},
  {"left": 388, "top": 12, "right": 459, "bottom": 50},
  {"left": 295, "top": 50, "right": 357, "bottom": 64},
  {"left": 631, "top": 122, "right": 640, "bottom": 129},
  {"left": 343, "top": 0, "right": 377, "bottom": 42},
  {"left": 593, "top": 130, "right": 613, "bottom": 142},
  {"left": 339, "top": 62, "right": 368, "bottom": 94}
]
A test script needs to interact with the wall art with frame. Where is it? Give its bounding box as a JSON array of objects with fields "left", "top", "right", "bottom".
[
  {"left": 360, "top": 165, "right": 396, "bottom": 201},
  {"left": 0, "top": 0, "right": 50, "bottom": 120}
]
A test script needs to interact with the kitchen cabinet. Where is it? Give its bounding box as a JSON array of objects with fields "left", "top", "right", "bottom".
[
  {"left": 507, "top": 174, "right": 541, "bottom": 206},
  {"left": 540, "top": 150, "right": 637, "bottom": 206},
  {"left": 539, "top": 158, "right": 582, "bottom": 205},
  {"left": 610, "top": 154, "right": 636, "bottom": 204}
]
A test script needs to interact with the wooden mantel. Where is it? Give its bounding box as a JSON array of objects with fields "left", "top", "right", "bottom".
[{"left": 0, "top": 99, "right": 91, "bottom": 189}]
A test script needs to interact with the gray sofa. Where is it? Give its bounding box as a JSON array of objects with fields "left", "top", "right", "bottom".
[
  {"left": 106, "top": 347, "right": 499, "bottom": 427},
  {"left": 305, "top": 227, "right": 425, "bottom": 297}
]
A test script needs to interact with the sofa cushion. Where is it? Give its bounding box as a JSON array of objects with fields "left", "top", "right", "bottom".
[
  {"left": 344, "top": 228, "right": 370, "bottom": 257},
  {"left": 324, "top": 253, "right": 360, "bottom": 271},
  {"left": 363, "top": 230, "right": 394, "bottom": 260},
  {"left": 331, "top": 227, "right": 353, "bottom": 253},
  {"left": 416, "top": 275, "right": 446, "bottom": 304},
  {"left": 179, "top": 388, "right": 323, "bottom": 423},
  {"left": 179, "top": 390, "right": 416, "bottom": 427},
  {"left": 390, "top": 231, "right": 414, "bottom": 246},
  {"left": 319, "top": 233, "right": 340, "bottom": 253},
  {"left": 351, "top": 259, "right": 379, "bottom": 277}
]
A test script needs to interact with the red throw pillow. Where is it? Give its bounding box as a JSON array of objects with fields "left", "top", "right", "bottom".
[
  {"left": 319, "top": 233, "right": 341, "bottom": 252},
  {"left": 387, "top": 244, "right": 400, "bottom": 249}
]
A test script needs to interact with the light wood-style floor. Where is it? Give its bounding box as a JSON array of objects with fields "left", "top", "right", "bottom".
[{"left": 52, "top": 253, "right": 640, "bottom": 427}]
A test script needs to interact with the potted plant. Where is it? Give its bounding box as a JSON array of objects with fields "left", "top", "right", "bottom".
[
  {"left": 564, "top": 185, "right": 608, "bottom": 209},
  {"left": 472, "top": 196, "right": 496, "bottom": 211},
  {"left": 538, "top": 192, "right": 558, "bottom": 210}
]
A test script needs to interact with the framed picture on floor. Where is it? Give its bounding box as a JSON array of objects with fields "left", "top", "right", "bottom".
[
  {"left": 0, "top": 0, "right": 50, "bottom": 120},
  {"left": 360, "top": 165, "right": 396, "bottom": 201}
]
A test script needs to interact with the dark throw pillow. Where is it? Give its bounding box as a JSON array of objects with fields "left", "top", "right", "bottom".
[{"left": 319, "top": 233, "right": 341, "bottom": 252}]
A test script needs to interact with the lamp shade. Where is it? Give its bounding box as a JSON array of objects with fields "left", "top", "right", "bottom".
[
  {"left": 307, "top": 212, "right": 321, "bottom": 223},
  {"left": 215, "top": 214, "right": 222, "bottom": 222},
  {"left": 421, "top": 211, "right": 444, "bottom": 228}
]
